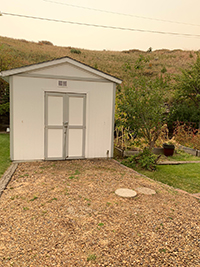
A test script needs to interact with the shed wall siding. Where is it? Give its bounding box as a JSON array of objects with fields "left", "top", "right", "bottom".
[
  {"left": 12, "top": 75, "right": 114, "bottom": 161},
  {"left": 12, "top": 76, "right": 44, "bottom": 160}
]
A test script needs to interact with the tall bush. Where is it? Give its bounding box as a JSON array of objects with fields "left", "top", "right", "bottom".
[
  {"left": 117, "top": 76, "right": 168, "bottom": 149},
  {"left": 173, "top": 55, "right": 200, "bottom": 128},
  {"left": 167, "top": 102, "right": 200, "bottom": 131}
]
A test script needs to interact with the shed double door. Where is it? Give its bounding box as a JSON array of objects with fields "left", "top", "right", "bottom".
[{"left": 45, "top": 92, "right": 86, "bottom": 160}]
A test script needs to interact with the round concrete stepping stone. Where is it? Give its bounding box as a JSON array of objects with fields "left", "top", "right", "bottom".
[
  {"left": 115, "top": 188, "right": 137, "bottom": 198},
  {"left": 136, "top": 187, "right": 156, "bottom": 195}
]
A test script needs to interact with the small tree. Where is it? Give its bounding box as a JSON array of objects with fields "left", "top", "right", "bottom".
[
  {"left": 134, "top": 55, "right": 150, "bottom": 72},
  {"left": 174, "top": 55, "right": 200, "bottom": 127},
  {"left": 118, "top": 77, "right": 168, "bottom": 149}
]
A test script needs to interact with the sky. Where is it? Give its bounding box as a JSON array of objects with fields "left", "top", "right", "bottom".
[{"left": 1, "top": 0, "right": 200, "bottom": 51}]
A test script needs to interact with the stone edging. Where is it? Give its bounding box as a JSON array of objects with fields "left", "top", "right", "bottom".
[
  {"left": 158, "top": 160, "right": 200, "bottom": 165},
  {"left": 0, "top": 163, "right": 18, "bottom": 198},
  {"left": 178, "top": 144, "right": 200, "bottom": 157}
]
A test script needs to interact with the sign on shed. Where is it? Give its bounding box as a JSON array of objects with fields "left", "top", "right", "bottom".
[{"left": 0, "top": 57, "right": 122, "bottom": 161}]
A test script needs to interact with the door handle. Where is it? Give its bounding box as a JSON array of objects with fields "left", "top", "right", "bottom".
[{"left": 63, "top": 121, "right": 68, "bottom": 128}]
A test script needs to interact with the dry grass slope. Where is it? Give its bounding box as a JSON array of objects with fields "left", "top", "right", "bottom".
[{"left": 0, "top": 36, "right": 198, "bottom": 87}]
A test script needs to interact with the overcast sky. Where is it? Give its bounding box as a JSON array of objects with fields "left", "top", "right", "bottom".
[{"left": 1, "top": 0, "right": 200, "bottom": 51}]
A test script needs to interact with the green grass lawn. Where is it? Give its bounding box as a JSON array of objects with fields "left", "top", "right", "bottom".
[
  {"left": 137, "top": 164, "right": 200, "bottom": 194},
  {"left": 121, "top": 150, "right": 200, "bottom": 194},
  {"left": 0, "top": 134, "right": 11, "bottom": 178},
  {"left": 159, "top": 150, "right": 200, "bottom": 162}
]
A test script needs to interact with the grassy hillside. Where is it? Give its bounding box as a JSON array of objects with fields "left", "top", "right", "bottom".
[{"left": 0, "top": 36, "right": 198, "bottom": 87}]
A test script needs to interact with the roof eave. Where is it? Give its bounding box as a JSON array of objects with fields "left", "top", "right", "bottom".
[
  {"left": 0, "top": 57, "right": 122, "bottom": 84},
  {"left": 0, "top": 73, "right": 9, "bottom": 83}
]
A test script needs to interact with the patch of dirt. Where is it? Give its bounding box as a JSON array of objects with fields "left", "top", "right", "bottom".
[{"left": 0, "top": 159, "right": 199, "bottom": 266}]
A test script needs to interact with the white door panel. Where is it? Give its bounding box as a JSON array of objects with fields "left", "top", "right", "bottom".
[
  {"left": 48, "top": 96, "right": 63, "bottom": 126},
  {"left": 68, "top": 129, "right": 83, "bottom": 157},
  {"left": 45, "top": 93, "right": 64, "bottom": 160},
  {"left": 66, "top": 95, "right": 86, "bottom": 158},
  {"left": 69, "top": 97, "right": 83, "bottom": 125},
  {"left": 47, "top": 129, "right": 63, "bottom": 158}
]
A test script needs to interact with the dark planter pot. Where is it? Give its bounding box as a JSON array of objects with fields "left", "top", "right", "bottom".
[{"left": 163, "top": 143, "right": 175, "bottom": 156}]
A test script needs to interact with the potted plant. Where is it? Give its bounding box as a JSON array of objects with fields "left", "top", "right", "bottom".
[{"left": 163, "top": 142, "right": 175, "bottom": 156}]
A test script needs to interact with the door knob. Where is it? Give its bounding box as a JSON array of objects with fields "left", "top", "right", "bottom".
[{"left": 63, "top": 121, "right": 68, "bottom": 127}]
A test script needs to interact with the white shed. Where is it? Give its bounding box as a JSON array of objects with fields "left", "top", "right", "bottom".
[{"left": 1, "top": 57, "right": 122, "bottom": 161}]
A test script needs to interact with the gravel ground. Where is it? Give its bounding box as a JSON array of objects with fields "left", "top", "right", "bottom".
[{"left": 0, "top": 159, "right": 199, "bottom": 266}]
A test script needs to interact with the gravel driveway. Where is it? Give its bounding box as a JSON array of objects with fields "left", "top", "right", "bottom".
[{"left": 0, "top": 159, "right": 199, "bottom": 266}]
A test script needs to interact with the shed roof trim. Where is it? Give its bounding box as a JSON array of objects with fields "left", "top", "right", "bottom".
[{"left": 0, "top": 56, "right": 122, "bottom": 84}]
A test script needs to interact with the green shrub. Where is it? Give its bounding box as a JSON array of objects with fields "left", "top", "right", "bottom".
[
  {"left": 70, "top": 48, "right": 81, "bottom": 54},
  {"left": 122, "top": 148, "right": 158, "bottom": 171},
  {"left": 38, "top": 40, "right": 53, "bottom": 46},
  {"left": 167, "top": 102, "right": 200, "bottom": 131},
  {"left": 161, "top": 66, "right": 167, "bottom": 73},
  {"left": 87, "top": 254, "right": 96, "bottom": 262},
  {"left": 123, "top": 62, "right": 132, "bottom": 72},
  {"left": 147, "top": 47, "right": 152, "bottom": 53},
  {"left": 0, "top": 103, "right": 9, "bottom": 115}
]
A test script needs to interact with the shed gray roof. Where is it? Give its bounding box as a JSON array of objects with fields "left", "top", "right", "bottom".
[{"left": 0, "top": 56, "right": 122, "bottom": 84}]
